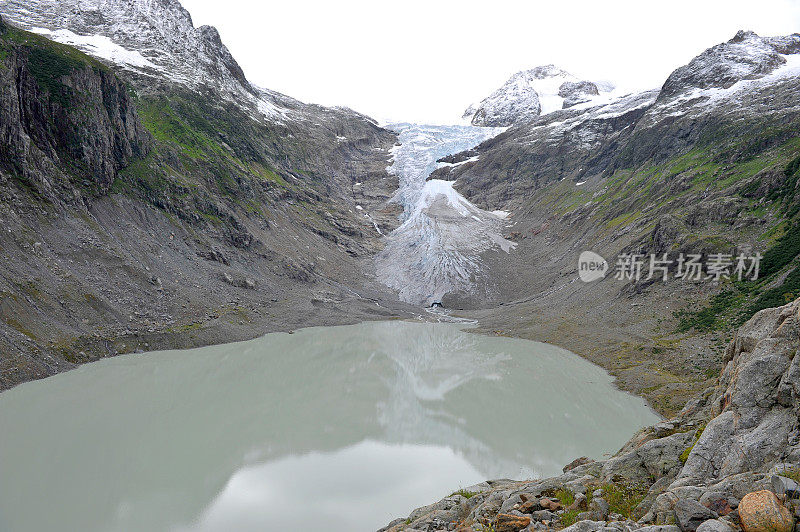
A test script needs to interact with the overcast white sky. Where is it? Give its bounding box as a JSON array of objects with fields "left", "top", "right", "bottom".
[{"left": 181, "top": 0, "right": 800, "bottom": 124}]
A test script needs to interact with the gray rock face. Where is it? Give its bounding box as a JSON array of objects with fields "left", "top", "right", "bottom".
[
  {"left": 659, "top": 30, "right": 800, "bottom": 100},
  {"left": 601, "top": 431, "right": 695, "bottom": 484},
  {"left": 562, "top": 520, "right": 608, "bottom": 532},
  {"left": 0, "top": 20, "right": 150, "bottom": 202},
  {"left": 589, "top": 497, "right": 610, "bottom": 520},
  {"left": 559, "top": 81, "right": 600, "bottom": 108},
  {"left": 468, "top": 69, "right": 545, "bottom": 126},
  {"left": 694, "top": 519, "right": 734, "bottom": 532},
  {"left": 675, "top": 300, "right": 800, "bottom": 485}
]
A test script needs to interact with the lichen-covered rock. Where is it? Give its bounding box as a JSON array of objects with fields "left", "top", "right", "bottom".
[
  {"left": 602, "top": 431, "right": 695, "bottom": 484},
  {"left": 738, "top": 490, "right": 794, "bottom": 532},
  {"left": 493, "top": 513, "right": 531, "bottom": 532},
  {"left": 698, "top": 491, "right": 736, "bottom": 517},
  {"left": 589, "top": 497, "right": 610, "bottom": 520},
  {"left": 560, "top": 520, "right": 607, "bottom": 532},
  {"left": 564, "top": 456, "right": 595, "bottom": 472}
]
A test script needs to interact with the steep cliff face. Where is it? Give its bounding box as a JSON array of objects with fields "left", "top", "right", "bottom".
[{"left": 0, "top": 17, "right": 150, "bottom": 201}]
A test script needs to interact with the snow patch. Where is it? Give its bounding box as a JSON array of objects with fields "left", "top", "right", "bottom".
[
  {"left": 437, "top": 155, "right": 480, "bottom": 169},
  {"left": 29, "top": 27, "right": 159, "bottom": 70}
]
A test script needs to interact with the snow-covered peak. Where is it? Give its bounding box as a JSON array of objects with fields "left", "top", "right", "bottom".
[
  {"left": 0, "top": 0, "right": 291, "bottom": 121},
  {"left": 659, "top": 30, "right": 800, "bottom": 100},
  {"left": 464, "top": 65, "right": 614, "bottom": 127}
]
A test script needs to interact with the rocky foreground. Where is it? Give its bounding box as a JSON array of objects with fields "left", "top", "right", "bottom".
[{"left": 380, "top": 298, "right": 800, "bottom": 532}]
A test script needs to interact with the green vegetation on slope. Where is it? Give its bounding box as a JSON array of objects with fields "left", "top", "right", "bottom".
[
  {"left": 675, "top": 220, "right": 800, "bottom": 332},
  {"left": 537, "top": 125, "right": 800, "bottom": 335},
  {"left": 760, "top": 222, "right": 800, "bottom": 278},
  {"left": 127, "top": 92, "right": 293, "bottom": 196},
  {"left": 111, "top": 90, "right": 356, "bottom": 248},
  {"left": 675, "top": 290, "right": 741, "bottom": 333},
  {"left": 601, "top": 482, "right": 648, "bottom": 519},
  {"left": 522, "top": 113, "right": 800, "bottom": 345}
]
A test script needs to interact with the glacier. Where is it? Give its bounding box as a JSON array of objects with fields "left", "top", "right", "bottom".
[{"left": 376, "top": 124, "right": 514, "bottom": 307}]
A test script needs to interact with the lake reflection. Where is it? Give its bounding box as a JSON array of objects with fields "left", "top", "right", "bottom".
[{"left": 0, "top": 321, "right": 659, "bottom": 532}]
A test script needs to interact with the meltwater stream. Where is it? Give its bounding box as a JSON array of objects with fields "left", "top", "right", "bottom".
[
  {"left": 376, "top": 124, "right": 513, "bottom": 306},
  {"left": 0, "top": 321, "right": 659, "bottom": 532}
]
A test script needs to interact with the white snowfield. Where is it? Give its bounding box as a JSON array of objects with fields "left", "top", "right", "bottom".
[{"left": 376, "top": 124, "right": 513, "bottom": 307}]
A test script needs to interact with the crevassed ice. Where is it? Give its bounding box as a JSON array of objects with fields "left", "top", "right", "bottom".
[{"left": 376, "top": 123, "right": 513, "bottom": 306}]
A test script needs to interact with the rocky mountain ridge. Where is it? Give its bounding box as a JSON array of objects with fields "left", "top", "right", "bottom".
[
  {"left": 660, "top": 30, "right": 800, "bottom": 100},
  {"left": 1, "top": 0, "right": 282, "bottom": 119},
  {"left": 0, "top": 0, "right": 385, "bottom": 129}
]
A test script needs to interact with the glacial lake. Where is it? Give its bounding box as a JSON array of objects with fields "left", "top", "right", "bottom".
[{"left": 0, "top": 321, "right": 659, "bottom": 532}]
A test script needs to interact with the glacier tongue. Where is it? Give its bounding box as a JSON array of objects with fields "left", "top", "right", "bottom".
[{"left": 376, "top": 124, "right": 513, "bottom": 307}]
